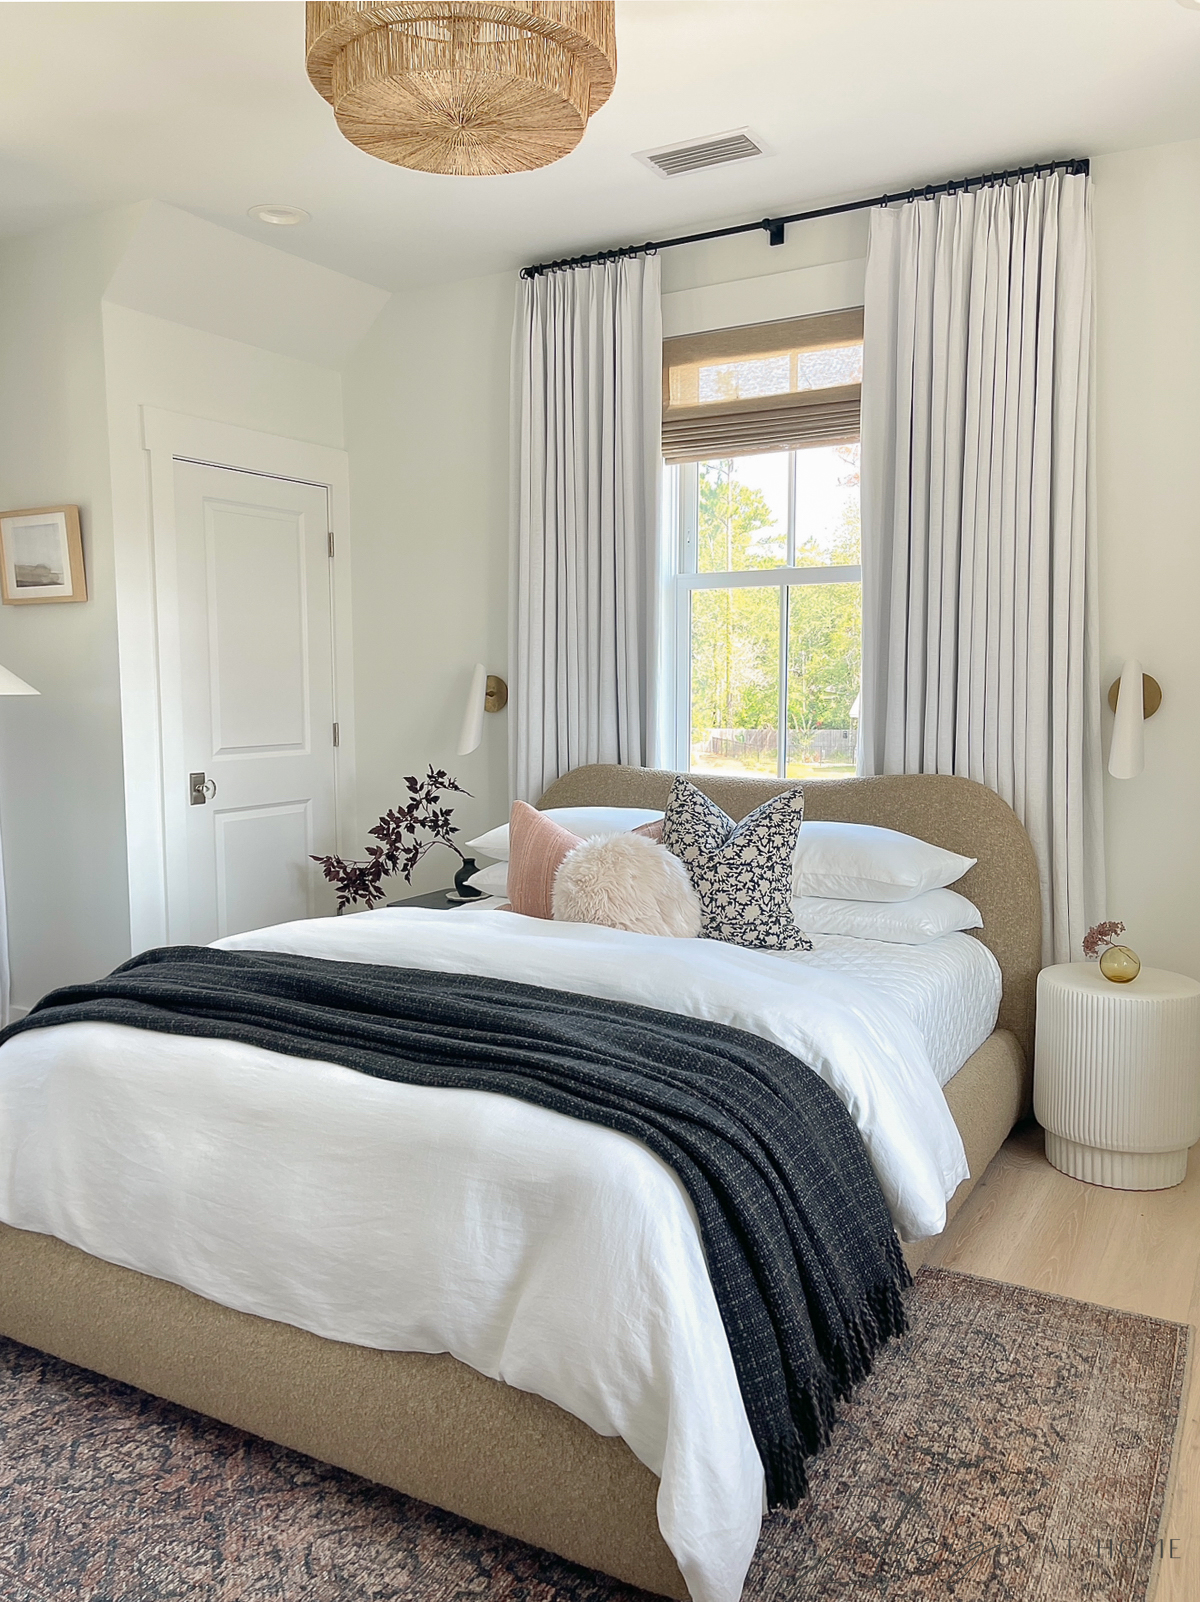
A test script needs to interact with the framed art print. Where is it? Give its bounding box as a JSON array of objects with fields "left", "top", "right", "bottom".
[{"left": 0, "top": 505, "right": 86, "bottom": 605}]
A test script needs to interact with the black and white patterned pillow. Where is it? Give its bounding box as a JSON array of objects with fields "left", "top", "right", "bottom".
[{"left": 661, "top": 776, "right": 812, "bottom": 951}]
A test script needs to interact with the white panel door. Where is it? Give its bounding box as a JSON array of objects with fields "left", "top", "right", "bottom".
[{"left": 173, "top": 462, "right": 338, "bottom": 942}]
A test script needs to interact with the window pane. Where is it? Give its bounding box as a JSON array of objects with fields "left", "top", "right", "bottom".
[
  {"left": 690, "top": 586, "right": 781, "bottom": 776},
  {"left": 786, "top": 581, "right": 861, "bottom": 779},
  {"left": 793, "top": 343, "right": 863, "bottom": 391},
  {"left": 794, "top": 442, "right": 860, "bottom": 567},
  {"left": 699, "top": 354, "right": 790, "bottom": 403},
  {"left": 698, "top": 454, "right": 787, "bottom": 573},
  {"left": 695, "top": 344, "right": 862, "bottom": 404}
]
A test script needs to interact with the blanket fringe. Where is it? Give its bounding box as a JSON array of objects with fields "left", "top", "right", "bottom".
[
  {"left": 763, "top": 1430, "right": 810, "bottom": 1507},
  {"left": 767, "top": 1251, "right": 913, "bottom": 1510},
  {"left": 823, "top": 1271, "right": 912, "bottom": 1397}
]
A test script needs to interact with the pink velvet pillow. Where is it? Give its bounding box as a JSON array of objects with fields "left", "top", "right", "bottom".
[{"left": 505, "top": 801, "right": 584, "bottom": 919}]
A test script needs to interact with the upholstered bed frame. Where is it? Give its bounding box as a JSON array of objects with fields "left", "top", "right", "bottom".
[{"left": 0, "top": 767, "right": 1041, "bottom": 1600}]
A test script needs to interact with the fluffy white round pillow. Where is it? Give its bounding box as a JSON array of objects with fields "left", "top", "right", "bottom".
[{"left": 552, "top": 831, "right": 701, "bottom": 938}]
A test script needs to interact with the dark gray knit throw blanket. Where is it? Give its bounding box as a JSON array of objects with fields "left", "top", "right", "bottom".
[{"left": 2, "top": 944, "right": 912, "bottom": 1507}]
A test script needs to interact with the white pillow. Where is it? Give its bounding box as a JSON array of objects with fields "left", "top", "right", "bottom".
[
  {"left": 463, "top": 861, "right": 510, "bottom": 897},
  {"left": 465, "top": 806, "right": 665, "bottom": 862},
  {"left": 792, "top": 821, "right": 975, "bottom": 903},
  {"left": 793, "top": 888, "right": 983, "bottom": 944}
]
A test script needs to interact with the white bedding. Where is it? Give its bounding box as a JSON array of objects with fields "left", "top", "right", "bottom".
[
  {"left": 0, "top": 908, "right": 983, "bottom": 1602},
  {"left": 792, "top": 931, "right": 1001, "bottom": 1087}
]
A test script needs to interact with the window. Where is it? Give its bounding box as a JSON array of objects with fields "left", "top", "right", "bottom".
[{"left": 662, "top": 311, "right": 862, "bottom": 780}]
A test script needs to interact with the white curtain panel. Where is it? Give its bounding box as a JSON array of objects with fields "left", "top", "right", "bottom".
[
  {"left": 859, "top": 171, "right": 1103, "bottom": 964},
  {"left": 511, "top": 256, "right": 662, "bottom": 803}
]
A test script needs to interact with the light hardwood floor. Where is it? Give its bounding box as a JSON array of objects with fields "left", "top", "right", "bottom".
[{"left": 925, "top": 1123, "right": 1198, "bottom": 1599}]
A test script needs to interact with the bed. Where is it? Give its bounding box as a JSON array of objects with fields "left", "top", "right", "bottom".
[{"left": 0, "top": 765, "right": 1040, "bottom": 1601}]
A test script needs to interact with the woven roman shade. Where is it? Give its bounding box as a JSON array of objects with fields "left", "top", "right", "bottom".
[{"left": 662, "top": 308, "right": 863, "bottom": 463}]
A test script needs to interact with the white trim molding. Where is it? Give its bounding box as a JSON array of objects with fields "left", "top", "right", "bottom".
[{"left": 117, "top": 408, "right": 356, "bottom": 951}]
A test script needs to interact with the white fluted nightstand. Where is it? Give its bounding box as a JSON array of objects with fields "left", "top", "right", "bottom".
[{"left": 1034, "top": 963, "right": 1200, "bottom": 1190}]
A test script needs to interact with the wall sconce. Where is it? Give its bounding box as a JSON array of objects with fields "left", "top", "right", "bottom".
[
  {"left": 1107, "top": 658, "right": 1162, "bottom": 779},
  {"left": 0, "top": 662, "right": 38, "bottom": 697},
  {"left": 456, "top": 662, "right": 509, "bottom": 756}
]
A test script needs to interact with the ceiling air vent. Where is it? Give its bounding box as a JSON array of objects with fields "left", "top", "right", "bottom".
[{"left": 635, "top": 128, "right": 770, "bottom": 179}]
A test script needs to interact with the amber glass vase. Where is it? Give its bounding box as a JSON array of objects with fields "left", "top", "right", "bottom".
[{"left": 1099, "top": 944, "right": 1141, "bottom": 983}]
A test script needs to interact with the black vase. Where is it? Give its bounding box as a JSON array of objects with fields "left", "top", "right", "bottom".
[{"left": 453, "top": 856, "right": 485, "bottom": 900}]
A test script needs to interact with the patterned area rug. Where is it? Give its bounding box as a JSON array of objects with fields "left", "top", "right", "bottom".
[{"left": 0, "top": 1267, "right": 1188, "bottom": 1602}]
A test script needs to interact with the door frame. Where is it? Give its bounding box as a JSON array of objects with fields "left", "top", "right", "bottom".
[{"left": 121, "top": 407, "right": 357, "bottom": 950}]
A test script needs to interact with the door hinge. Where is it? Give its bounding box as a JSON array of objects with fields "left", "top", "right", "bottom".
[
  {"left": 332, "top": 722, "right": 340, "bottom": 747},
  {"left": 327, "top": 530, "right": 335, "bottom": 559}
]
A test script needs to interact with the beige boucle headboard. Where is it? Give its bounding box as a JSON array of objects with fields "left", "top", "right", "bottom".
[{"left": 537, "top": 765, "right": 1042, "bottom": 1063}]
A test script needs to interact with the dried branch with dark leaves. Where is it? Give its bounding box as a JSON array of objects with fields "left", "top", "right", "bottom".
[
  {"left": 1082, "top": 920, "right": 1126, "bottom": 960},
  {"left": 312, "top": 765, "right": 471, "bottom": 913}
]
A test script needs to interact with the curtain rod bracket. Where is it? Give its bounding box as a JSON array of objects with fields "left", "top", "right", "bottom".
[{"left": 764, "top": 218, "right": 786, "bottom": 248}]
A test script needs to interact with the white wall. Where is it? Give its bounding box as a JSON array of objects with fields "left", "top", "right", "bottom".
[
  {"left": 102, "top": 203, "right": 390, "bottom": 956},
  {"left": 1092, "top": 139, "right": 1200, "bottom": 980},
  {"left": 96, "top": 159, "right": 1192, "bottom": 973},
  {"left": 0, "top": 207, "right": 143, "bottom": 1011},
  {"left": 659, "top": 209, "right": 869, "bottom": 306},
  {"left": 104, "top": 202, "right": 389, "bottom": 369},
  {"left": 2, "top": 150, "right": 1193, "bottom": 988},
  {"left": 102, "top": 304, "right": 352, "bottom": 950},
  {"left": 342, "top": 271, "right": 514, "bottom": 889},
  {"left": 0, "top": 200, "right": 388, "bottom": 1008},
  {"left": 658, "top": 168, "right": 1200, "bottom": 979},
  {"left": 100, "top": 204, "right": 389, "bottom": 950},
  {"left": 334, "top": 213, "right": 872, "bottom": 894},
  {"left": 658, "top": 158, "right": 1200, "bottom": 979},
  {"left": 103, "top": 305, "right": 347, "bottom": 446},
  {"left": 332, "top": 210, "right": 874, "bottom": 888}
]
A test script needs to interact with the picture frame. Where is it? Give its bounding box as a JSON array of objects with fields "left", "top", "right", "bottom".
[{"left": 0, "top": 505, "right": 87, "bottom": 605}]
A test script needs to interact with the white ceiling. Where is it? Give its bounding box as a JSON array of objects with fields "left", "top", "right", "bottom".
[{"left": 2, "top": 0, "right": 1200, "bottom": 292}]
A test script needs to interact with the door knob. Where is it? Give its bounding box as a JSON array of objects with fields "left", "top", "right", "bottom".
[{"left": 189, "top": 772, "right": 217, "bottom": 806}]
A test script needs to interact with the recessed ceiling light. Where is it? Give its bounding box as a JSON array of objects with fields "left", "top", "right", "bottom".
[{"left": 248, "top": 204, "right": 310, "bottom": 226}]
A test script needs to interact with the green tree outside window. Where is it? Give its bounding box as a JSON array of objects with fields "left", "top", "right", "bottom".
[{"left": 688, "top": 447, "right": 861, "bottom": 778}]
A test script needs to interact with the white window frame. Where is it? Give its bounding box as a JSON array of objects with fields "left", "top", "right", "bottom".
[{"left": 664, "top": 448, "right": 862, "bottom": 778}]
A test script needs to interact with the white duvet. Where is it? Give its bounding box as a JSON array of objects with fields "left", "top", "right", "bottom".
[{"left": 0, "top": 909, "right": 976, "bottom": 1602}]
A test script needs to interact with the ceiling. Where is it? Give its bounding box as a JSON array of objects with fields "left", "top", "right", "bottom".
[{"left": 2, "top": 1, "right": 1200, "bottom": 292}]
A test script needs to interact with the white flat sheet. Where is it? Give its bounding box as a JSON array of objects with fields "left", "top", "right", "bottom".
[
  {"left": 0, "top": 909, "right": 974, "bottom": 1602},
  {"left": 783, "top": 932, "right": 1002, "bottom": 1087}
]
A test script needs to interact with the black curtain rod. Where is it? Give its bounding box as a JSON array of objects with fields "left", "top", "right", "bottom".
[{"left": 520, "top": 157, "right": 1089, "bottom": 279}]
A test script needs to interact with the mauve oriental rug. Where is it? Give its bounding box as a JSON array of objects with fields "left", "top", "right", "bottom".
[{"left": 0, "top": 1267, "right": 1188, "bottom": 1602}]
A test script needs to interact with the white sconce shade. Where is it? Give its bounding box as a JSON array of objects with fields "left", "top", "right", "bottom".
[
  {"left": 457, "top": 663, "right": 487, "bottom": 756},
  {"left": 1108, "top": 658, "right": 1145, "bottom": 779},
  {"left": 0, "top": 661, "right": 38, "bottom": 696}
]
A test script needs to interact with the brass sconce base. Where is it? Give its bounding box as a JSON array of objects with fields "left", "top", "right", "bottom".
[
  {"left": 484, "top": 675, "right": 508, "bottom": 713},
  {"left": 1107, "top": 673, "right": 1162, "bottom": 719}
]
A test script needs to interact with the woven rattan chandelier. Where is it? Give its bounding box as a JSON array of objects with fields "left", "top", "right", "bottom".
[{"left": 305, "top": 2, "right": 617, "bottom": 176}]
